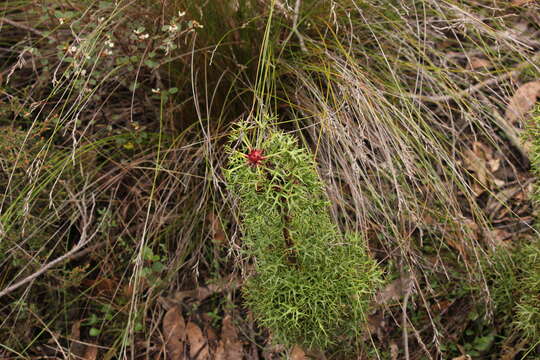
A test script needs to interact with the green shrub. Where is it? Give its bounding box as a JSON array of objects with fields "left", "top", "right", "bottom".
[
  {"left": 486, "top": 243, "right": 540, "bottom": 341},
  {"left": 487, "top": 105, "right": 540, "bottom": 343},
  {"left": 511, "top": 105, "right": 540, "bottom": 341},
  {"left": 512, "top": 243, "right": 540, "bottom": 340},
  {"left": 225, "top": 118, "right": 384, "bottom": 350}
]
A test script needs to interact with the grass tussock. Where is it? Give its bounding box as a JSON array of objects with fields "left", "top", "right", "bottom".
[{"left": 1, "top": 0, "right": 539, "bottom": 358}]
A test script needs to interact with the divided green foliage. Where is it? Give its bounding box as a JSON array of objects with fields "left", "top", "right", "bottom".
[
  {"left": 513, "top": 105, "right": 540, "bottom": 341},
  {"left": 225, "top": 118, "right": 384, "bottom": 350},
  {"left": 487, "top": 242, "right": 540, "bottom": 342},
  {"left": 486, "top": 105, "right": 540, "bottom": 344},
  {"left": 512, "top": 242, "right": 540, "bottom": 341},
  {"left": 531, "top": 105, "right": 540, "bottom": 209}
]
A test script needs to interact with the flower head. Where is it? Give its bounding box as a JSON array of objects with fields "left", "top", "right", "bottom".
[{"left": 245, "top": 148, "right": 266, "bottom": 167}]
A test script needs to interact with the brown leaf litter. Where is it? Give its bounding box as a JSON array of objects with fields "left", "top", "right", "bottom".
[
  {"left": 505, "top": 80, "right": 540, "bottom": 127},
  {"left": 163, "top": 305, "right": 186, "bottom": 360},
  {"left": 186, "top": 321, "right": 210, "bottom": 359},
  {"left": 289, "top": 345, "right": 306, "bottom": 360},
  {"left": 214, "top": 315, "right": 243, "bottom": 360},
  {"left": 69, "top": 319, "right": 99, "bottom": 360}
]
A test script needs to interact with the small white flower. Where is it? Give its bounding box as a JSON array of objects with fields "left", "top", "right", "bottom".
[
  {"left": 190, "top": 20, "right": 203, "bottom": 29},
  {"left": 104, "top": 49, "right": 113, "bottom": 56},
  {"left": 168, "top": 24, "right": 178, "bottom": 32},
  {"left": 151, "top": 88, "right": 160, "bottom": 94},
  {"left": 68, "top": 45, "right": 77, "bottom": 53},
  {"left": 178, "top": 11, "right": 186, "bottom": 17},
  {"left": 59, "top": 18, "right": 65, "bottom": 25},
  {"left": 139, "top": 33, "right": 149, "bottom": 40},
  {"left": 98, "top": 17, "right": 105, "bottom": 23}
]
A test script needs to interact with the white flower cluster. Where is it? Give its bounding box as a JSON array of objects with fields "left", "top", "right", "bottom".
[{"left": 133, "top": 27, "right": 150, "bottom": 40}]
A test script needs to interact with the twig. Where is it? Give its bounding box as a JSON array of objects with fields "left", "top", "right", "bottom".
[
  {"left": 401, "top": 274, "right": 415, "bottom": 360},
  {"left": 0, "top": 244, "right": 86, "bottom": 298},
  {"left": 292, "top": 0, "right": 307, "bottom": 53},
  {"left": 0, "top": 16, "right": 54, "bottom": 41},
  {"left": 406, "top": 52, "right": 540, "bottom": 103},
  {"left": 0, "top": 195, "right": 97, "bottom": 299}
]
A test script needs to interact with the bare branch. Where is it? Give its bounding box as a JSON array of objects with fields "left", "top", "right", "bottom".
[
  {"left": 0, "top": 16, "right": 54, "bottom": 41},
  {"left": 0, "top": 195, "right": 97, "bottom": 299}
]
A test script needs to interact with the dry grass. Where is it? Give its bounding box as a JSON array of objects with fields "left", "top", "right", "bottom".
[{"left": 1, "top": 0, "right": 539, "bottom": 358}]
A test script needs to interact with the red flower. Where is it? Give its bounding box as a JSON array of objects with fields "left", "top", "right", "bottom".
[{"left": 245, "top": 148, "right": 266, "bottom": 167}]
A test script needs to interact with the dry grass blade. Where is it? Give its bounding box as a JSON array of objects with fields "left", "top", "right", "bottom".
[{"left": 1, "top": 0, "right": 539, "bottom": 358}]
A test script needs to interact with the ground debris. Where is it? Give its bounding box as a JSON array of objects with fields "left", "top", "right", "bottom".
[
  {"left": 215, "top": 315, "right": 243, "bottom": 360},
  {"left": 186, "top": 321, "right": 209, "bottom": 360},
  {"left": 163, "top": 305, "right": 186, "bottom": 360},
  {"left": 505, "top": 80, "right": 540, "bottom": 127}
]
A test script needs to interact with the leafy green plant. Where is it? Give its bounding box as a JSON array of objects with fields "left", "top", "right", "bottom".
[
  {"left": 486, "top": 242, "right": 540, "bottom": 342},
  {"left": 225, "top": 117, "right": 384, "bottom": 350},
  {"left": 485, "top": 104, "right": 540, "bottom": 345},
  {"left": 512, "top": 243, "right": 540, "bottom": 341},
  {"left": 510, "top": 104, "right": 540, "bottom": 341},
  {"left": 139, "top": 245, "right": 167, "bottom": 283}
]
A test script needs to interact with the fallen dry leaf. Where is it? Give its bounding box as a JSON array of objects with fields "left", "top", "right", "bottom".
[
  {"left": 505, "top": 80, "right": 540, "bottom": 126},
  {"left": 69, "top": 320, "right": 86, "bottom": 358},
  {"left": 162, "top": 306, "right": 186, "bottom": 360},
  {"left": 214, "top": 315, "right": 243, "bottom": 360},
  {"left": 290, "top": 345, "right": 306, "bottom": 360},
  {"left": 485, "top": 228, "right": 513, "bottom": 248},
  {"left": 485, "top": 185, "right": 525, "bottom": 219},
  {"left": 83, "top": 344, "right": 98, "bottom": 360},
  {"left": 123, "top": 283, "right": 134, "bottom": 297},
  {"left": 430, "top": 299, "right": 453, "bottom": 316},
  {"left": 511, "top": 0, "right": 537, "bottom": 5},
  {"left": 462, "top": 141, "right": 501, "bottom": 196},
  {"left": 500, "top": 338, "right": 529, "bottom": 360},
  {"left": 82, "top": 277, "right": 118, "bottom": 296},
  {"left": 206, "top": 326, "right": 218, "bottom": 343},
  {"left": 70, "top": 320, "right": 81, "bottom": 341},
  {"left": 186, "top": 322, "right": 209, "bottom": 360},
  {"left": 468, "top": 57, "right": 492, "bottom": 70},
  {"left": 390, "top": 341, "right": 399, "bottom": 360},
  {"left": 262, "top": 344, "right": 287, "bottom": 360},
  {"left": 69, "top": 320, "right": 99, "bottom": 359},
  {"left": 207, "top": 212, "right": 226, "bottom": 245},
  {"left": 375, "top": 275, "right": 414, "bottom": 305},
  {"left": 174, "top": 274, "right": 240, "bottom": 303},
  {"left": 365, "top": 312, "right": 386, "bottom": 341}
]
